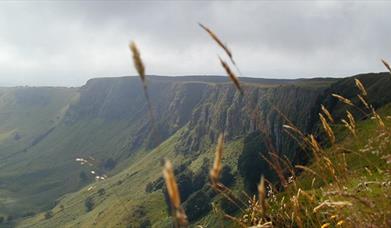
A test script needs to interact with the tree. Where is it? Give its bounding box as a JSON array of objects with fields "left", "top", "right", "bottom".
[
  {"left": 220, "top": 166, "right": 235, "bottom": 187},
  {"left": 238, "top": 131, "right": 274, "bottom": 194}
]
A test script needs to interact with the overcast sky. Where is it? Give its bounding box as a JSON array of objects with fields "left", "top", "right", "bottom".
[{"left": 0, "top": 1, "right": 390, "bottom": 86}]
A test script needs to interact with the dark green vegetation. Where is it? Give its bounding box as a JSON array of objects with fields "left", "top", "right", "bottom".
[{"left": 0, "top": 73, "right": 389, "bottom": 227}]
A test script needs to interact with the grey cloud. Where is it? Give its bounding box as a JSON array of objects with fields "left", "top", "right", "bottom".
[{"left": 0, "top": 1, "right": 390, "bottom": 86}]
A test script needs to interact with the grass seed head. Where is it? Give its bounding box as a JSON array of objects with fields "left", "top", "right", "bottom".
[
  {"left": 357, "top": 95, "right": 370, "bottom": 109},
  {"left": 321, "top": 104, "right": 334, "bottom": 123},
  {"left": 219, "top": 57, "right": 243, "bottom": 94},
  {"left": 163, "top": 160, "right": 181, "bottom": 209},
  {"left": 319, "top": 113, "right": 335, "bottom": 144},
  {"left": 331, "top": 94, "right": 354, "bottom": 106},
  {"left": 129, "top": 41, "right": 145, "bottom": 83},
  {"left": 199, "top": 23, "right": 234, "bottom": 62},
  {"left": 346, "top": 111, "right": 356, "bottom": 129},
  {"left": 354, "top": 79, "right": 367, "bottom": 96},
  {"left": 381, "top": 59, "right": 391, "bottom": 73},
  {"left": 210, "top": 133, "right": 224, "bottom": 185}
]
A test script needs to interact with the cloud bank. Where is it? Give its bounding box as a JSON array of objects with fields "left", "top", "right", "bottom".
[{"left": 0, "top": 1, "right": 390, "bottom": 86}]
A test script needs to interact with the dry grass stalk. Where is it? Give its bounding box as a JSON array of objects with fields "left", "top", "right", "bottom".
[
  {"left": 371, "top": 107, "right": 385, "bottom": 128},
  {"left": 223, "top": 214, "right": 247, "bottom": 227},
  {"left": 323, "top": 156, "right": 339, "bottom": 184},
  {"left": 308, "top": 134, "right": 322, "bottom": 161},
  {"left": 346, "top": 111, "right": 356, "bottom": 129},
  {"left": 291, "top": 195, "right": 303, "bottom": 228},
  {"left": 258, "top": 176, "right": 266, "bottom": 214},
  {"left": 261, "top": 154, "right": 288, "bottom": 189},
  {"left": 326, "top": 191, "right": 374, "bottom": 208},
  {"left": 295, "top": 165, "right": 318, "bottom": 176},
  {"left": 342, "top": 118, "right": 356, "bottom": 137},
  {"left": 219, "top": 57, "right": 243, "bottom": 94},
  {"left": 163, "top": 160, "right": 188, "bottom": 227},
  {"left": 381, "top": 59, "right": 391, "bottom": 73},
  {"left": 199, "top": 23, "right": 234, "bottom": 64},
  {"left": 129, "top": 41, "right": 145, "bottom": 83},
  {"left": 319, "top": 113, "right": 335, "bottom": 144},
  {"left": 357, "top": 95, "right": 370, "bottom": 110},
  {"left": 313, "top": 200, "right": 353, "bottom": 213},
  {"left": 331, "top": 94, "right": 354, "bottom": 106},
  {"left": 282, "top": 123, "right": 313, "bottom": 154},
  {"left": 354, "top": 79, "right": 367, "bottom": 96},
  {"left": 129, "top": 41, "right": 158, "bottom": 134},
  {"left": 282, "top": 124, "right": 305, "bottom": 138},
  {"left": 321, "top": 105, "right": 334, "bottom": 123},
  {"left": 210, "top": 133, "right": 224, "bottom": 185}
]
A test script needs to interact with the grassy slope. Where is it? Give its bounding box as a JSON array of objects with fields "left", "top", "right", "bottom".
[
  {"left": 0, "top": 87, "right": 77, "bottom": 215},
  {"left": 260, "top": 104, "right": 391, "bottom": 227},
  {"left": 8, "top": 77, "right": 342, "bottom": 227},
  {"left": 21, "top": 105, "right": 391, "bottom": 228},
  {"left": 16, "top": 123, "right": 245, "bottom": 227}
]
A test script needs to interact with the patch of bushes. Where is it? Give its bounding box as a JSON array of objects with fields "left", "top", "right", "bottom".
[
  {"left": 182, "top": 190, "right": 211, "bottom": 222},
  {"left": 192, "top": 158, "right": 210, "bottom": 191},
  {"left": 145, "top": 177, "right": 164, "bottom": 193}
]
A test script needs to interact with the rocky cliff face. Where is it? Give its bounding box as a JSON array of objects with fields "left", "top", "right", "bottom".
[
  {"left": 177, "top": 84, "right": 325, "bottom": 161},
  {"left": 63, "top": 76, "right": 331, "bottom": 160}
]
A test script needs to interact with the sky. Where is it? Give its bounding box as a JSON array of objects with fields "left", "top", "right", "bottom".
[{"left": 0, "top": 1, "right": 390, "bottom": 86}]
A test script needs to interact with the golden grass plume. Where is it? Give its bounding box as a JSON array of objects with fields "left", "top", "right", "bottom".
[
  {"left": 331, "top": 94, "right": 354, "bottom": 106},
  {"left": 219, "top": 57, "right": 243, "bottom": 94},
  {"left": 210, "top": 133, "right": 224, "bottom": 185},
  {"left": 199, "top": 23, "right": 234, "bottom": 64},
  {"left": 321, "top": 104, "right": 334, "bottom": 123},
  {"left": 129, "top": 41, "right": 145, "bottom": 83},
  {"left": 163, "top": 160, "right": 188, "bottom": 226},
  {"left": 357, "top": 95, "right": 370, "bottom": 109},
  {"left": 381, "top": 59, "right": 391, "bottom": 73},
  {"left": 354, "top": 79, "right": 367, "bottom": 96},
  {"left": 319, "top": 113, "right": 335, "bottom": 144}
]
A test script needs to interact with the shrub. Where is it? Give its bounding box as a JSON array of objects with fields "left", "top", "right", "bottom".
[
  {"left": 98, "top": 188, "right": 106, "bottom": 196},
  {"left": 84, "top": 197, "right": 94, "bottom": 212}
]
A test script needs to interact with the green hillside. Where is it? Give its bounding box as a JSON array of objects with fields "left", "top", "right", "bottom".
[{"left": 0, "top": 74, "right": 389, "bottom": 227}]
